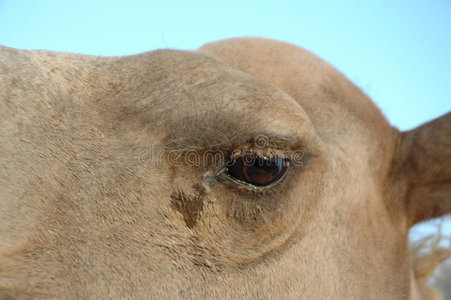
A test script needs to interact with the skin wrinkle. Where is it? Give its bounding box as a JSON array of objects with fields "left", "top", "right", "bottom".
[{"left": 1, "top": 38, "right": 450, "bottom": 299}]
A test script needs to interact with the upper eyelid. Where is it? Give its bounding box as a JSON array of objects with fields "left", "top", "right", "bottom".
[
  {"left": 229, "top": 147, "right": 301, "bottom": 160},
  {"left": 165, "top": 132, "right": 303, "bottom": 153}
]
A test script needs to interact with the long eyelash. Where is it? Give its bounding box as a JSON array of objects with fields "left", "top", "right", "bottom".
[{"left": 229, "top": 147, "right": 290, "bottom": 161}]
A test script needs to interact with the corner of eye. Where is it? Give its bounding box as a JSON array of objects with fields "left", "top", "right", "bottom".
[{"left": 201, "top": 167, "right": 225, "bottom": 193}]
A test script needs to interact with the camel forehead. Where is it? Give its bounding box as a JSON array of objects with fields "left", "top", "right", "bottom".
[
  {"left": 138, "top": 49, "right": 375, "bottom": 128},
  {"left": 197, "top": 38, "right": 393, "bottom": 141},
  {"left": 117, "top": 49, "right": 314, "bottom": 140}
]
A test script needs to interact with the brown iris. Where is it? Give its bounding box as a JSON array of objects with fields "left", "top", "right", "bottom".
[{"left": 226, "top": 155, "right": 290, "bottom": 187}]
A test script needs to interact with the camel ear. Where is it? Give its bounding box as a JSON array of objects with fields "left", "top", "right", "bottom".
[{"left": 394, "top": 112, "right": 451, "bottom": 226}]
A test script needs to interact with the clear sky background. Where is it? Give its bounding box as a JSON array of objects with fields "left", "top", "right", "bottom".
[{"left": 0, "top": 1, "right": 450, "bottom": 238}]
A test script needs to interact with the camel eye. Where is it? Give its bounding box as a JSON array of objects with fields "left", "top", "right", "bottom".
[{"left": 225, "top": 155, "right": 290, "bottom": 188}]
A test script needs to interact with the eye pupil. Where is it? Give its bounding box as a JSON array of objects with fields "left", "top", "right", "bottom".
[{"left": 226, "top": 155, "right": 290, "bottom": 187}]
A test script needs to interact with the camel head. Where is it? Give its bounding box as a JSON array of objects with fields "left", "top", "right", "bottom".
[{"left": 0, "top": 37, "right": 450, "bottom": 298}]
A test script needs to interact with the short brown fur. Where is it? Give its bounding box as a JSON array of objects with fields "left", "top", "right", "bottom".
[{"left": 0, "top": 38, "right": 449, "bottom": 299}]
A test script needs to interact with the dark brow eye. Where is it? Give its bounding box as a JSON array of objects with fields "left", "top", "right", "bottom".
[{"left": 225, "top": 155, "right": 290, "bottom": 188}]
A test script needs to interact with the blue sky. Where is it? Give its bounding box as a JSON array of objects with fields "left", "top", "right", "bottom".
[{"left": 0, "top": 1, "right": 450, "bottom": 237}]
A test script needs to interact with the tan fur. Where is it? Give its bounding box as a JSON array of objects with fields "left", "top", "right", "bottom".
[
  {"left": 0, "top": 37, "right": 449, "bottom": 299},
  {"left": 410, "top": 231, "right": 451, "bottom": 300}
]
